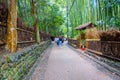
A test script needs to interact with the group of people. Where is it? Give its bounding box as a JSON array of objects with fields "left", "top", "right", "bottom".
[{"left": 55, "top": 36, "right": 64, "bottom": 47}]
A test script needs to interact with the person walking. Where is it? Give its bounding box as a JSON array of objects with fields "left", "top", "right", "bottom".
[{"left": 58, "top": 36, "right": 63, "bottom": 47}]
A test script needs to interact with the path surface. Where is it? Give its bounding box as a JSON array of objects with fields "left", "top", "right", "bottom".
[{"left": 30, "top": 42, "right": 120, "bottom": 80}]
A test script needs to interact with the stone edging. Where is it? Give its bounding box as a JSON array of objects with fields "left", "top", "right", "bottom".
[{"left": 23, "top": 43, "right": 53, "bottom": 80}]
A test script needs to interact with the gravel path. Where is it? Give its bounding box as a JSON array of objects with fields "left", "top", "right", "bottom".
[{"left": 29, "top": 42, "right": 120, "bottom": 80}]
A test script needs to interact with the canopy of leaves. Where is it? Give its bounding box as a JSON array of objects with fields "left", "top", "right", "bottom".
[
  {"left": 17, "top": 0, "right": 120, "bottom": 38},
  {"left": 63, "top": 0, "right": 120, "bottom": 38},
  {"left": 17, "top": 0, "right": 65, "bottom": 36}
]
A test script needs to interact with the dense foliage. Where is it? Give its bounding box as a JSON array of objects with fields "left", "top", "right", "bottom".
[
  {"left": 1, "top": 0, "right": 120, "bottom": 38},
  {"left": 17, "top": 0, "right": 65, "bottom": 36},
  {"left": 64, "top": 0, "right": 120, "bottom": 38}
]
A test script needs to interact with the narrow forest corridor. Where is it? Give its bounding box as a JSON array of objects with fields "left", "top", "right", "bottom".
[
  {"left": 0, "top": 0, "right": 120, "bottom": 80},
  {"left": 29, "top": 41, "right": 120, "bottom": 80}
]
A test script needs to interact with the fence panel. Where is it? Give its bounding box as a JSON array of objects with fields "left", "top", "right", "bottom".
[
  {"left": 0, "top": 2, "right": 51, "bottom": 53},
  {"left": 68, "top": 39, "right": 79, "bottom": 48},
  {"left": 88, "top": 41, "right": 101, "bottom": 52},
  {"left": 101, "top": 41, "right": 120, "bottom": 59},
  {"left": 87, "top": 41, "right": 120, "bottom": 60}
]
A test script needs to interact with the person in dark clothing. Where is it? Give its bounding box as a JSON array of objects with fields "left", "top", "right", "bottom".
[
  {"left": 50, "top": 36, "right": 55, "bottom": 41},
  {"left": 58, "top": 36, "right": 64, "bottom": 47}
]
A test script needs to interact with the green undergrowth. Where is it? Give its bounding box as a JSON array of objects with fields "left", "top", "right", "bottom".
[{"left": 0, "top": 41, "right": 51, "bottom": 80}]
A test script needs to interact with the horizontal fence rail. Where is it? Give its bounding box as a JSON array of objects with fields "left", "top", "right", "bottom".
[
  {"left": 17, "top": 28, "right": 35, "bottom": 34},
  {"left": 0, "top": 23, "right": 50, "bottom": 53}
]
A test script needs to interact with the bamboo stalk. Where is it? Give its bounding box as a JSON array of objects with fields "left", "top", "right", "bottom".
[{"left": 0, "top": 22, "right": 34, "bottom": 34}]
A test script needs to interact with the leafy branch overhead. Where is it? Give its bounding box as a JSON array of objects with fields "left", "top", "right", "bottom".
[{"left": 17, "top": 0, "right": 65, "bottom": 36}]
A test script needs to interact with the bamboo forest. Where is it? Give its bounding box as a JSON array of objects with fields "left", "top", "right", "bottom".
[{"left": 0, "top": 0, "right": 120, "bottom": 80}]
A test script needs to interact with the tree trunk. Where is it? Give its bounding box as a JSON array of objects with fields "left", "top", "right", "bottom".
[
  {"left": 31, "top": 0, "right": 40, "bottom": 43},
  {"left": 6, "top": 0, "right": 17, "bottom": 52},
  {"left": 35, "top": 19, "right": 40, "bottom": 43}
]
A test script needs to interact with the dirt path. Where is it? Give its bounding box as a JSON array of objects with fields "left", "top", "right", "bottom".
[{"left": 30, "top": 42, "right": 120, "bottom": 80}]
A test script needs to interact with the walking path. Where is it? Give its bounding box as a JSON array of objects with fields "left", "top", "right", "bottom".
[{"left": 29, "top": 42, "right": 120, "bottom": 80}]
